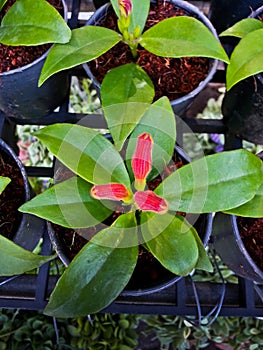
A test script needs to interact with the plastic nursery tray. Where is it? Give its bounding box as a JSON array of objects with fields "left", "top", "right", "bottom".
[{"left": 0, "top": 0, "right": 262, "bottom": 321}]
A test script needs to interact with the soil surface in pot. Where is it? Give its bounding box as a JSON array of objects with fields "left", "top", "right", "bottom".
[
  {"left": 88, "top": 1, "right": 210, "bottom": 102},
  {"left": 0, "top": 150, "right": 25, "bottom": 240},
  {"left": 51, "top": 151, "right": 207, "bottom": 291},
  {"left": 237, "top": 217, "right": 263, "bottom": 272},
  {"left": 0, "top": 0, "right": 64, "bottom": 73}
]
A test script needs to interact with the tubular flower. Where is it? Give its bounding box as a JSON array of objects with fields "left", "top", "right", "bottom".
[
  {"left": 132, "top": 133, "right": 153, "bottom": 191},
  {"left": 91, "top": 134, "right": 169, "bottom": 215},
  {"left": 90, "top": 183, "right": 132, "bottom": 203},
  {"left": 134, "top": 190, "right": 168, "bottom": 214},
  {"left": 118, "top": 0, "right": 132, "bottom": 18}
]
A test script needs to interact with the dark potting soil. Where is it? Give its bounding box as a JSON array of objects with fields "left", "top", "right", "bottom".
[
  {"left": 237, "top": 217, "right": 263, "bottom": 272},
  {"left": 0, "top": 0, "right": 63, "bottom": 73},
  {"left": 0, "top": 150, "right": 25, "bottom": 240},
  {"left": 51, "top": 153, "right": 187, "bottom": 290},
  {"left": 87, "top": 1, "right": 210, "bottom": 102}
]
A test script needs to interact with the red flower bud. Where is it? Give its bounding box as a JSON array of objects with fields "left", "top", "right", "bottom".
[
  {"left": 118, "top": 0, "right": 132, "bottom": 17},
  {"left": 132, "top": 133, "right": 153, "bottom": 191},
  {"left": 91, "top": 183, "right": 132, "bottom": 202},
  {"left": 134, "top": 190, "right": 168, "bottom": 214}
]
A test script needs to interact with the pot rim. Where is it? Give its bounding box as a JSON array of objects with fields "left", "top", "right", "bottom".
[
  {"left": 231, "top": 214, "right": 263, "bottom": 280},
  {"left": 249, "top": 4, "right": 263, "bottom": 18},
  {"left": 0, "top": 138, "right": 30, "bottom": 202},
  {"left": 0, "top": 0, "right": 68, "bottom": 76}
]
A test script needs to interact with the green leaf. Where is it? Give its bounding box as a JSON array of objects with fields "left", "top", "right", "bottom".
[
  {"left": 125, "top": 96, "right": 176, "bottom": 181},
  {"left": 220, "top": 18, "right": 263, "bottom": 38},
  {"left": 0, "top": 176, "right": 10, "bottom": 195},
  {"left": 44, "top": 213, "right": 138, "bottom": 317},
  {"left": 156, "top": 149, "right": 263, "bottom": 213},
  {"left": 140, "top": 16, "right": 229, "bottom": 63},
  {"left": 67, "top": 325, "right": 80, "bottom": 338},
  {"left": 226, "top": 28, "right": 263, "bottom": 90},
  {"left": 110, "top": 0, "right": 150, "bottom": 34},
  {"left": 101, "top": 63, "right": 155, "bottom": 150},
  {"left": 141, "top": 213, "right": 200, "bottom": 276},
  {"left": 129, "top": 0, "right": 150, "bottom": 34},
  {"left": 0, "top": 0, "right": 7, "bottom": 11},
  {"left": 34, "top": 124, "right": 131, "bottom": 187},
  {"left": 191, "top": 227, "right": 213, "bottom": 272},
  {"left": 0, "top": 235, "right": 55, "bottom": 276},
  {"left": 224, "top": 183, "right": 263, "bottom": 218},
  {"left": 0, "top": 0, "right": 71, "bottom": 46},
  {"left": 39, "top": 26, "right": 121, "bottom": 86},
  {"left": 19, "top": 177, "right": 113, "bottom": 228}
]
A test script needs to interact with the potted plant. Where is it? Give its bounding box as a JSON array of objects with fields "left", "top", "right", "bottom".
[
  {"left": 219, "top": 5, "right": 263, "bottom": 144},
  {"left": 0, "top": 138, "right": 54, "bottom": 277},
  {"left": 37, "top": 0, "right": 229, "bottom": 117},
  {"left": 0, "top": 0, "right": 71, "bottom": 121},
  {"left": 19, "top": 96, "right": 263, "bottom": 317},
  {"left": 45, "top": 141, "right": 213, "bottom": 298}
]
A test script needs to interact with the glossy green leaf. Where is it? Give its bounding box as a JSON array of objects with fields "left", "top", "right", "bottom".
[
  {"left": 226, "top": 29, "right": 263, "bottom": 90},
  {"left": 110, "top": 0, "right": 150, "bottom": 34},
  {"left": 126, "top": 96, "right": 176, "bottom": 181},
  {"left": 191, "top": 227, "right": 213, "bottom": 272},
  {"left": 141, "top": 213, "right": 208, "bottom": 276},
  {"left": 224, "top": 183, "right": 263, "bottom": 218},
  {"left": 0, "top": 0, "right": 71, "bottom": 46},
  {"left": 34, "top": 124, "right": 131, "bottom": 187},
  {"left": 140, "top": 16, "right": 229, "bottom": 63},
  {"left": 44, "top": 213, "right": 138, "bottom": 317},
  {"left": 0, "top": 235, "right": 55, "bottom": 276},
  {"left": 0, "top": 0, "right": 7, "bottom": 11},
  {"left": 19, "top": 177, "right": 113, "bottom": 228},
  {"left": 0, "top": 176, "right": 10, "bottom": 194},
  {"left": 220, "top": 18, "right": 263, "bottom": 38},
  {"left": 110, "top": 0, "right": 120, "bottom": 16},
  {"left": 39, "top": 26, "right": 121, "bottom": 85},
  {"left": 101, "top": 63, "right": 155, "bottom": 150},
  {"left": 156, "top": 149, "right": 263, "bottom": 213}
]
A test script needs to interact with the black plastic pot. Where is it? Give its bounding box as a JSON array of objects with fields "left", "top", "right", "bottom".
[
  {"left": 222, "top": 75, "right": 263, "bottom": 145},
  {"left": 0, "top": 0, "right": 70, "bottom": 123},
  {"left": 83, "top": 0, "right": 219, "bottom": 117},
  {"left": 0, "top": 138, "right": 46, "bottom": 251},
  {"left": 47, "top": 145, "right": 213, "bottom": 297},
  {"left": 221, "top": 6, "right": 263, "bottom": 145},
  {"left": 209, "top": 0, "right": 263, "bottom": 35},
  {"left": 212, "top": 212, "right": 263, "bottom": 284}
]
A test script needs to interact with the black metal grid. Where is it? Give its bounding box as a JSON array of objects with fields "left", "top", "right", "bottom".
[{"left": 0, "top": 0, "right": 262, "bottom": 319}]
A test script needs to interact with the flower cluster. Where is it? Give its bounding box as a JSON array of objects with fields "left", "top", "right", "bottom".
[
  {"left": 118, "top": 0, "right": 132, "bottom": 18},
  {"left": 90, "top": 133, "right": 168, "bottom": 214}
]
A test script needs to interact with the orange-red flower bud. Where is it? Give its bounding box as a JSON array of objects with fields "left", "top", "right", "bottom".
[
  {"left": 132, "top": 133, "right": 153, "bottom": 191},
  {"left": 118, "top": 0, "right": 132, "bottom": 17},
  {"left": 90, "top": 183, "right": 132, "bottom": 202},
  {"left": 134, "top": 190, "right": 168, "bottom": 214}
]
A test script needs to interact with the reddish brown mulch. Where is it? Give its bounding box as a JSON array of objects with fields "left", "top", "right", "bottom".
[
  {"left": 0, "top": 150, "right": 25, "bottom": 240},
  {"left": 0, "top": 0, "right": 63, "bottom": 73},
  {"left": 237, "top": 216, "right": 263, "bottom": 272},
  {"left": 87, "top": 1, "right": 210, "bottom": 102}
]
